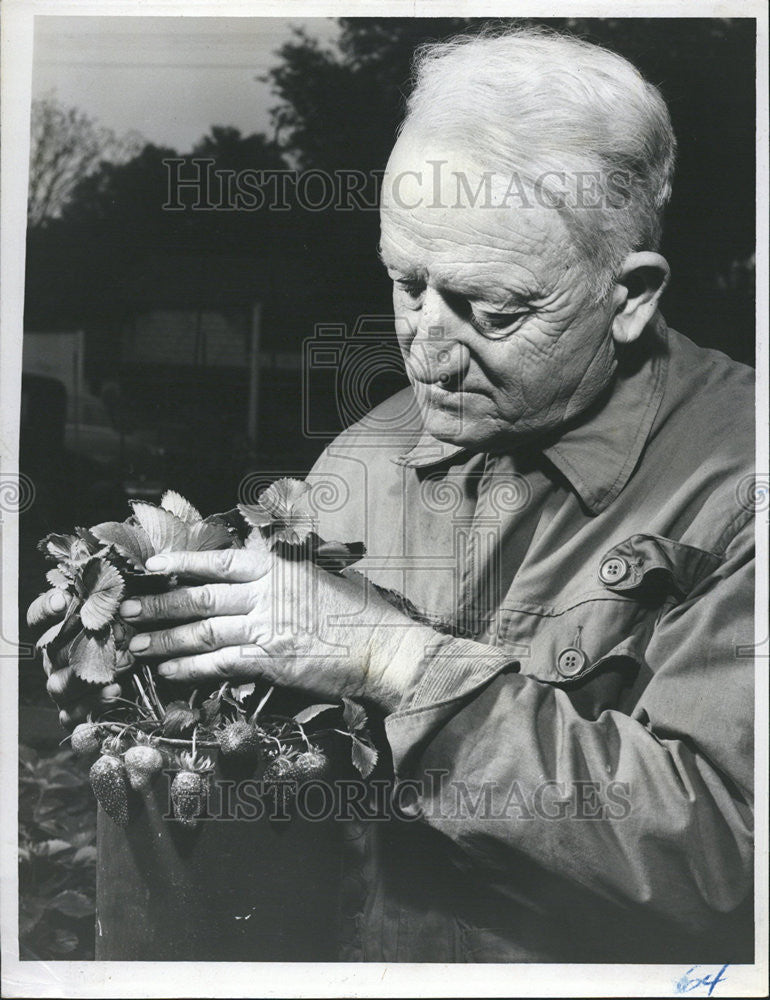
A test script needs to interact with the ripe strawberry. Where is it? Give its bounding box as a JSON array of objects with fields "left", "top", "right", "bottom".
[
  {"left": 124, "top": 737, "right": 165, "bottom": 792},
  {"left": 170, "top": 751, "right": 213, "bottom": 827},
  {"left": 293, "top": 747, "right": 330, "bottom": 783},
  {"left": 71, "top": 722, "right": 101, "bottom": 757},
  {"left": 90, "top": 745, "right": 130, "bottom": 827},
  {"left": 218, "top": 720, "right": 262, "bottom": 767}
]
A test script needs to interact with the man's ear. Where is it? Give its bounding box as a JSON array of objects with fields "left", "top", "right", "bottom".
[{"left": 610, "top": 252, "right": 670, "bottom": 344}]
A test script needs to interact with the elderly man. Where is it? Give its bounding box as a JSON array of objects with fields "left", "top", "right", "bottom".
[{"left": 40, "top": 29, "right": 754, "bottom": 963}]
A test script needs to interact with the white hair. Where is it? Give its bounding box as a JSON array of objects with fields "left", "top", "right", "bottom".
[{"left": 402, "top": 27, "right": 676, "bottom": 298}]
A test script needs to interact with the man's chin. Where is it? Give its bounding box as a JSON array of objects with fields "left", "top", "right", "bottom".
[{"left": 420, "top": 406, "right": 496, "bottom": 450}]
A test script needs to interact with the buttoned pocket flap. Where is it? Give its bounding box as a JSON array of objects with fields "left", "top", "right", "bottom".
[{"left": 597, "top": 534, "right": 721, "bottom": 602}]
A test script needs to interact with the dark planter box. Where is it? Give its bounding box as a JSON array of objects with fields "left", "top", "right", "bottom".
[{"left": 95, "top": 754, "right": 344, "bottom": 961}]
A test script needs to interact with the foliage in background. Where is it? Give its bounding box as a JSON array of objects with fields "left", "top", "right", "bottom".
[
  {"left": 28, "top": 93, "right": 143, "bottom": 228},
  {"left": 19, "top": 744, "right": 97, "bottom": 960}
]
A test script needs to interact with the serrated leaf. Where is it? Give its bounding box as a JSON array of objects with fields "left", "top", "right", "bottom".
[
  {"left": 161, "top": 490, "right": 202, "bottom": 524},
  {"left": 259, "top": 478, "right": 310, "bottom": 517},
  {"left": 46, "top": 567, "right": 72, "bottom": 589},
  {"left": 92, "top": 520, "right": 154, "bottom": 569},
  {"left": 49, "top": 890, "right": 94, "bottom": 919},
  {"left": 38, "top": 533, "right": 78, "bottom": 561},
  {"left": 350, "top": 736, "right": 378, "bottom": 778},
  {"left": 342, "top": 697, "right": 368, "bottom": 733},
  {"left": 74, "top": 526, "right": 106, "bottom": 554},
  {"left": 199, "top": 696, "right": 222, "bottom": 727},
  {"left": 78, "top": 560, "right": 125, "bottom": 630},
  {"left": 230, "top": 682, "right": 256, "bottom": 702},
  {"left": 162, "top": 700, "right": 200, "bottom": 736},
  {"left": 294, "top": 703, "right": 339, "bottom": 725},
  {"left": 69, "top": 629, "right": 117, "bottom": 685},
  {"left": 130, "top": 502, "right": 189, "bottom": 553},
  {"left": 186, "top": 519, "right": 234, "bottom": 551},
  {"left": 237, "top": 503, "right": 274, "bottom": 529}
]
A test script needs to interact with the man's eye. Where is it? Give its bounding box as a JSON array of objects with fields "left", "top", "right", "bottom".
[
  {"left": 469, "top": 309, "right": 528, "bottom": 339},
  {"left": 394, "top": 278, "right": 425, "bottom": 302}
]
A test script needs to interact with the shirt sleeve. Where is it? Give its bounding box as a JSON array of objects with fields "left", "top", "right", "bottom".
[{"left": 383, "top": 513, "right": 755, "bottom": 934}]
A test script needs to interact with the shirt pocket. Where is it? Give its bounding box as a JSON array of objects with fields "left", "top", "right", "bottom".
[{"left": 494, "top": 533, "right": 722, "bottom": 719}]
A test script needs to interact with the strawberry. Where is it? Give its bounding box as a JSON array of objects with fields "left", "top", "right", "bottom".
[
  {"left": 71, "top": 722, "right": 101, "bottom": 757},
  {"left": 262, "top": 753, "right": 299, "bottom": 813},
  {"left": 218, "top": 720, "right": 262, "bottom": 767},
  {"left": 124, "top": 735, "right": 164, "bottom": 792},
  {"left": 170, "top": 751, "right": 213, "bottom": 827},
  {"left": 293, "top": 747, "right": 330, "bottom": 784},
  {"left": 89, "top": 742, "right": 130, "bottom": 827}
]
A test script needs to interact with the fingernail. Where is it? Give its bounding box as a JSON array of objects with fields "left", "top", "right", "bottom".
[
  {"left": 120, "top": 599, "right": 142, "bottom": 619},
  {"left": 129, "top": 634, "right": 151, "bottom": 653},
  {"left": 157, "top": 663, "right": 177, "bottom": 677},
  {"left": 50, "top": 591, "right": 67, "bottom": 612},
  {"left": 145, "top": 556, "right": 168, "bottom": 572}
]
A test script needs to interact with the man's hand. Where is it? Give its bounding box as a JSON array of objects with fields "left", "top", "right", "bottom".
[
  {"left": 120, "top": 534, "right": 434, "bottom": 713},
  {"left": 27, "top": 590, "right": 127, "bottom": 730}
]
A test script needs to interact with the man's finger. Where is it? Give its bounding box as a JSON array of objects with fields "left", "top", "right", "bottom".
[
  {"left": 26, "top": 588, "right": 67, "bottom": 628},
  {"left": 145, "top": 548, "right": 272, "bottom": 582},
  {"left": 119, "top": 582, "right": 256, "bottom": 624},
  {"left": 128, "top": 615, "right": 254, "bottom": 659},
  {"left": 154, "top": 644, "right": 275, "bottom": 685}
]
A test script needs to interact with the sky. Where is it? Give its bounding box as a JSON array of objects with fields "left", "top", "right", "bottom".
[{"left": 32, "top": 15, "right": 341, "bottom": 151}]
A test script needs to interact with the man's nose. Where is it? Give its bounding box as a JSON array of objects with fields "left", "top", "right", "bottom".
[{"left": 405, "top": 289, "right": 471, "bottom": 387}]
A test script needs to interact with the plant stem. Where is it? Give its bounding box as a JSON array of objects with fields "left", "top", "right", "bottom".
[
  {"left": 250, "top": 684, "right": 275, "bottom": 723},
  {"left": 132, "top": 674, "right": 158, "bottom": 720},
  {"left": 142, "top": 664, "right": 166, "bottom": 716}
]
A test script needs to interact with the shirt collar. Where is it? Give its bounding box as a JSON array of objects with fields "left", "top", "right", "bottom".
[{"left": 393, "top": 315, "right": 669, "bottom": 515}]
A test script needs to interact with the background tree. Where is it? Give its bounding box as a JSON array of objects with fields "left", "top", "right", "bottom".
[
  {"left": 27, "top": 93, "right": 143, "bottom": 227},
  {"left": 266, "top": 16, "right": 756, "bottom": 364}
]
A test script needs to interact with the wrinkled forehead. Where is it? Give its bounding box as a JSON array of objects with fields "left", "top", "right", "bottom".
[{"left": 379, "top": 131, "right": 573, "bottom": 275}]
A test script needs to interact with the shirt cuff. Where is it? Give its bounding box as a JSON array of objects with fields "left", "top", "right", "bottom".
[{"left": 396, "top": 632, "right": 518, "bottom": 711}]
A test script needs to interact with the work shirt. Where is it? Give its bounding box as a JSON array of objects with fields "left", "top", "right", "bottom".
[{"left": 308, "top": 315, "right": 755, "bottom": 963}]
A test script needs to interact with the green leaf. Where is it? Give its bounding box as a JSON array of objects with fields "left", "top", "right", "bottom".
[
  {"left": 237, "top": 503, "right": 274, "bottom": 529},
  {"left": 130, "top": 502, "right": 189, "bottom": 553},
  {"left": 294, "top": 703, "right": 338, "bottom": 725},
  {"left": 46, "top": 567, "right": 72, "bottom": 590},
  {"left": 49, "top": 890, "right": 94, "bottom": 919},
  {"left": 37, "top": 533, "right": 78, "bottom": 562},
  {"left": 162, "top": 700, "right": 200, "bottom": 736},
  {"left": 230, "top": 682, "right": 256, "bottom": 702},
  {"left": 69, "top": 629, "right": 117, "bottom": 685},
  {"left": 259, "top": 478, "right": 310, "bottom": 518},
  {"left": 161, "top": 489, "right": 202, "bottom": 524},
  {"left": 350, "top": 736, "right": 378, "bottom": 778},
  {"left": 341, "top": 697, "right": 368, "bottom": 733},
  {"left": 186, "top": 519, "right": 234, "bottom": 551},
  {"left": 78, "top": 559, "right": 125, "bottom": 631},
  {"left": 91, "top": 520, "right": 154, "bottom": 570}
]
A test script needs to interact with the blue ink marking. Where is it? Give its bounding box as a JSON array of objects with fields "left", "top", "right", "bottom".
[{"left": 674, "top": 964, "right": 729, "bottom": 997}]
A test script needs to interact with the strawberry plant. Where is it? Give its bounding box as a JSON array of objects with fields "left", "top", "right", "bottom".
[{"left": 30, "top": 482, "right": 380, "bottom": 829}]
